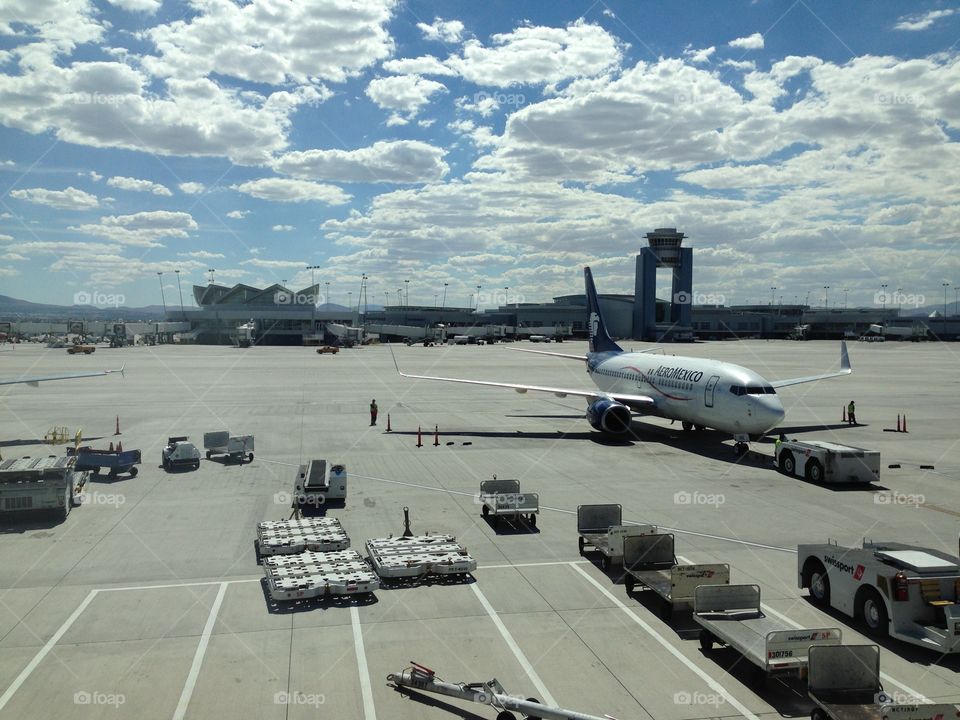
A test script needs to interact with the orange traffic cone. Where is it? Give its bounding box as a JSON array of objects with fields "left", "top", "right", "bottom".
[
  {"left": 116, "top": 441, "right": 122, "bottom": 453},
  {"left": 114, "top": 415, "right": 121, "bottom": 435},
  {"left": 386, "top": 414, "right": 392, "bottom": 432},
  {"left": 433, "top": 425, "right": 439, "bottom": 446},
  {"left": 902, "top": 414, "right": 907, "bottom": 433},
  {"left": 416, "top": 426, "right": 422, "bottom": 448},
  {"left": 842, "top": 406, "right": 847, "bottom": 422},
  {"left": 108, "top": 441, "right": 114, "bottom": 452},
  {"left": 896, "top": 414, "right": 901, "bottom": 432}
]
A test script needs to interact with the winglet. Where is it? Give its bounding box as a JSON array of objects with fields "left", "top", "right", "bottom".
[
  {"left": 388, "top": 346, "right": 403, "bottom": 376},
  {"left": 840, "top": 341, "right": 850, "bottom": 373}
]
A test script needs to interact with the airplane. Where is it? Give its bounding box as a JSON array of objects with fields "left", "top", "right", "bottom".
[
  {"left": 0, "top": 366, "right": 124, "bottom": 387},
  {"left": 393, "top": 267, "right": 851, "bottom": 454}
]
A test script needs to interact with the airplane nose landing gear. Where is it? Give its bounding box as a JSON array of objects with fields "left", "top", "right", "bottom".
[{"left": 733, "top": 433, "right": 750, "bottom": 457}]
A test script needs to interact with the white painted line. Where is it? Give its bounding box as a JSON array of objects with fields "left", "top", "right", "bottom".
[
  {"left": 350, "top": 606, "right": 377, "bottom": 720},
  {"left": 0, "top": 589, "right": 99, "bottom": 712},
  {"left": 569, "top": 563, "right": 759, "bottom": 720},
  {"left": 173, "top": 582, "right": 228, "bottom": 720},
  {"left": 98, "top": 577, "right": 260, "bottom": 593},
  {"left": 469, "top": 583, "right": 557, "bottom": 706},
  {"left": 480, "top": 560, "right": 589, "bottom": 570}
]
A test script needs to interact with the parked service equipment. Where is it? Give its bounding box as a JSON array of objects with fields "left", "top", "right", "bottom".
[
  {"left": 255, "top": 517, "right": 350, "bottom": 558},
  {"left": 807, "top": 644, "right": 960, "bottom": 720},
  {"left": 162, "top": 436, "right": 200, "bottom": 470},
  {"left": 623, "top": 532, "right": 730, "bottom": 618},
  {"left": 366, "top": 535, "right": 476, "bottom": 581},
  {"left": 777, "top": 440, "right": 880, "bottom": 484},
  {"left": 262, "top": 548, "right": 379, "bottom": 602},
  {"left": 203, "top": 431, "right": 254, "bottom": 463},
  {"left": 694, "top": 584, "right": 842, "bottom": 680},
  {"left": 388, "top": 662, "right": 615, "bottom": 720},
  {"left": 68, "top": 445, "right": 141, "bottom": 477},
  {"left": 478, "top": 478, "right": 539, "bottom": 526},
  {"left": 798, "top": 539, "right": 960, "bottom": 653},
  {"left": 293, "top": 459, "right": 346, "bottom": 506},
  {"left": 316, "top": 345, "right": 339, "bottom": 354},
  {"left": 67, "top": 344, "right": 96, "bottom": 354},
  {"left": 577, "top": 503, "right": 656, "bottom": 570},
  {"left": 0, "top": 455, "right": 88, "bottom": 520}
]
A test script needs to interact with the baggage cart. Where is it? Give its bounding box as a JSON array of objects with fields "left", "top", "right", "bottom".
[
  {"left": 478, "top": 478, "right": 539, "bottom": 526},
  {"left": 366, "top": 534, "right": 476, "bottom": 581},
  {"left": 203, "top": 431, "right": 254, "bottom": 463},
  {"left": 255, "top": 516, "right": 349, "bottom": 557},
  {"left": 68, "top": 445, "right": 141, "bottom": 477},
  {"left": 577, "top": 503, "right": 656, "bottom": 570},
  {"left": 262, "top": 548, "right": 379, "bottom": 602}
]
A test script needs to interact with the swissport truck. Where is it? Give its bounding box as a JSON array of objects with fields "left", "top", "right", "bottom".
[
  {"left": 0, "top": 455, "right": 88, "bottom": 520},
  {"left": 777, "top": 440, "right": 880, "bottom": 484},
  {"left": 694, "top": 584, "right": 842, "bottom": 681},
  {"left": 577, "top": 504, "right": 655, "bottom": 570},
  {"left": 622, "top": 531, "right": 730, "bottom": 618},
  {"left": 798, "top": 540, "right": 960, "bottom": 653}
]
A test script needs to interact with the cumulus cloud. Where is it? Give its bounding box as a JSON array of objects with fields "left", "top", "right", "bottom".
[
  {"left": 273, "top": 140, "right": 449, "bottom": 184},
  {"left": 242, "top": 258, "right": 306, "bottom": 269},
  {"left": 107, "top": 175, "right": 172, "bottom": 196},
  {"left": 226, "top": 210, "right": 249, "bottom": 219},
  {"left": 272, "top": 224, "right": 294, "bottom": 232},
  {"left": 105, "top": 0, "right": 161, "bottom": 13},
  {"left": 381, "top": 55, "right": 457, "bottom": 76},
  {"left": 9, "top": 186, "right": 99, "bottom": 210},
  {"left": 894, "top": 9, "right": 956, "bottom": 31},
  {"left": 417, "top": 17, "right": 464, "bottom": 43},
  {"left": 72, "top": 210, "right": 198, "bottom": 246},
  {"left": 365, "top": 75, "right": 447, "bottom": 122},
  {"left": 728, "top": 32, "right": 764, "bottom": 50},
  {"left": 178, "top": 182, "right": 205, "bottom": 194},
  {"left": 683, "top": 45, "right": 715, "bottom": 64},
  {"left": 232, "top": 178, "right": 351, "bottom": 205},
  {"left": 180, "top": 250, "right": 223, "bottom": 259}
]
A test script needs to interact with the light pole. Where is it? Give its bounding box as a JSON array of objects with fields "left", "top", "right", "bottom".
[
  {"left": 880, "top": 284, "right": 888, "bottom": 314},
  {"left": 441, "top": 282, "right": 448, "bottom": 320},
  {"left": 804, "top": 290, "right": 811, "bottom": 306},
  {"left": 843, "top": 288, "right": 848, "bottom": 310},
  {"left": 476, "top": 285, "right": 482, "bottom": 310},
  {"left": 504, "top": 286, "right": 509, "bottom": 307},
  {"left": 307, "top": 265, "right": 321, "bottom": 330},
  {"left": 157, "top": 272, "right": 167, "bottom": 315},
  {"left": 955, "top": 286, "right": 959, "bottom": 316},
  {"left": 896, "top": 287, "right": 902, "bottom": 315},
  {"left": 174, "top": 269, "right": 185, "bottom": 320},
  {"left": 208, "top": 268, "right": 215, "bottom": 284},
  {"left": 433, "top": 293, "right": 438, "bottom": 307},
  {"left": 404, "top": 279, "right": 409, "bottom": 306},
  {"left": 823, "top": 285, "right": 830, "bottom": 309},
  {"left": 325, "top": 281, "right": 330, "bottom": 307},
  {"left": 770, "top": 286, "right": 776, "bottom": 305},
  {"left": 943, "top": 282, "right": 950, "bottom": 336}
]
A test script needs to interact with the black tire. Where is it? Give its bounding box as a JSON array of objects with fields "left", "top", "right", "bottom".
[
  {"left": 247, "top": 453, "right": 254, "bottom": 462},
  {"left": 624, "top": 576, "right": 635, "bottom": 594},
  {"left": 812, "top": 708, "right": 829, "bottom": 720},
  {"left": 128, "top": 467, "right": 138, "bottom": 477},
  {"left": 859, "top": 590, "right": 889, "bottom": 636},
  {"left": 808, "top": 563, "right": 831, "bottom": 606},
  {"left": 193, "top": 461, "right": 200, "bottom": 470},
  {"left": 806, "top": 459, "right": 824, "bottom": 483},
  {"left": 496, "top": 712, "right": 516, "bottom": 720},
  {"left": 780, "top": 451, "right": 795, "bottom": 476},
  {"left": 660, "top": 602, "right": 673, "bottom": 621},
  {"left": 682, "top": 421, "right": 693, "bottom": 431},
  {"left": 528, "top": 514, "right": 536, "bottom": 527},
  {"left": 482, "top": 504, "right": 489, "bottom": 517},
  {"left": 524, "top": 698, "right": 541, "bottom": 720},
  {"left": 695, "top": 424, "right": 705, "bottom": 431},
  {"left": 699, "top": 630, "right": 714, "bottom": 652},
  {"left": 205, "top": 450, "right": 212, "bottom": 459},
  {"left": 578, "top": 536, "right": 585, "bottom": 554},
  {"left": 600, "top": 554, "right": 610, "bottom": 571}
]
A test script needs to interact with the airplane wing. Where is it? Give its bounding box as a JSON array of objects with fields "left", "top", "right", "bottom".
[
  {"left": 506, "top": 346, "right": 664, "bottom": 361},
  {"left": 391, "top": 350, "right": 655, "bottom": 409},
  {"left": 0, "top": 366, "right": 124, "bottom": 387},
  {"left": 770, "top": 342, "right": 851, "bottom": 389}
]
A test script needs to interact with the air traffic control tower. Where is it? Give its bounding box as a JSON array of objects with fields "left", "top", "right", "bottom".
[{"left": 633, "top": 227, "right": 693, "bottom": 341}]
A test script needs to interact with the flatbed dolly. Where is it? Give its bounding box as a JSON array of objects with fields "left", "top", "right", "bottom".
[
  {"left": 622, "top": 531, "right": 729, "bottom": 618},
  {"left": 694, "top": 584, "right": 842, "bottom": 681},
  {"left": 262, "top": 548, "right": 379, "bottom": 602},
  {"left": 807, "top": 644, "right": 960, "bottom": 720},
  {"left": 577, "top": 503, "right": 656, "bottom": 570},
  {"left": 255, "top": 517, "right": 350, "bottom": 558},
  {"left": 203, "top": 431, "right": 254, "bottom": 463},
  {"left": 479, "top": 478, "right": 539, "bottom": 527},
  {"left": 67, "top": 445, "right": 141, "bottom": 477},
  {"left": 366, "top": 534, "right": 476, "bottom": 581}
]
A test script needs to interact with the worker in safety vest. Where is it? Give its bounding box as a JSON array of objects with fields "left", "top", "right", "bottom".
[
  {"left": 774, "top": 432, "right": 786, "bottom": 465},
  {"left": 847, "top": 400, "right": 856, "bottom": 425},
  {"left": 370, "top": 399, "right": 378, "bottom": 426}
]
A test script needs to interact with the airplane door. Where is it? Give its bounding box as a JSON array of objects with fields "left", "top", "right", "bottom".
[{"left": 704, "top": 375, "right": 720, "bottom": 408}]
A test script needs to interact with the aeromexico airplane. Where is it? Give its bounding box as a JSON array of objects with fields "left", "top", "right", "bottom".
[{"left": 395, "top": 267, "right": 851, "bottom": 452}]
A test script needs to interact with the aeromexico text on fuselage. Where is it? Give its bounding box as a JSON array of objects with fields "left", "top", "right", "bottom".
[{"left": 587, "top": 357, "right": 705, "bottom": 390}]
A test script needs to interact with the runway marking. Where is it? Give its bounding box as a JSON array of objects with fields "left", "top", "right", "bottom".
[
  {"left": 352, "top": 473, "right": 794, "bottom": 553},
  {"left": 98, "top": 577, "right": 260, "bottom": 593},
  {"left": 480, "top": 560, "right": 589, "bottom": 570},
  {"left": 173, "top": 582, "right": 228, "bottom": 720},
  {"left": 0, "top": 589, "right": 99, "bottom": 712},
  {"left": 676, "top": 554, "right": 932, "bottom": 704},
  {"left": 469, "top": 583, "right": 557, "bottom": 706},
  {"left": 351, "top": 606, "right": 378, "bottom": 720},
  {"left": 569, "top": 563, "right": 760, "bottom": 720}
]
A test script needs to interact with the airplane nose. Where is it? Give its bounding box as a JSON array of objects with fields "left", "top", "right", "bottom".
[{"left": 754, "top": 397, "right": 785, "bottom": 431}]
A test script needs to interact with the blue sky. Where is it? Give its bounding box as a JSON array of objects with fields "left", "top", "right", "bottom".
[{"left": 0, "top": 0, "right": 958, "bottom": 312}]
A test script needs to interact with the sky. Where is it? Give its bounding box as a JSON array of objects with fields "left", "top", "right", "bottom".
[{"left": 0, "top": 0, "right": 958, "bottom": 312}]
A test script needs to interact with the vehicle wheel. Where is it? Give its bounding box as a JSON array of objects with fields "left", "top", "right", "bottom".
[
  {"left": 699, "top": 630, "right": 714, "bottom": 652},
  {"left": 524, "top": 698, "right": 541, "bottom": 720},
  {"left": 812, "top": 708, "right": 829, "bottom": 720},
  {"left": 805, "top": 459, "right": 824, "bottom": 483},
  {"left": 482, "top": 505, "right": 489, "bottom": 517},
  {"left": 624, "top": 576, "right": 635, "bottom": 594},
  {"left": 859, "top": 590, "right": 889, "bottom": 636},
  {"left": 600, "top": 554, "right": 610, "bottom": 571},
  {"left": 660, "top": 602, "right": 673, "bottom": 621},
  {"left": 206, "top": 450, "right": 212, "bottom": 459},
  {"left": 780, "top": 451, "right": 795, "bottom": 476},
  {"left": 162, "top": 458, "right": 169, "bottom": 471},
  {"left": 194, "top": 461, "right": 200, "bottom": 470},
  {"left": 578, "top": 536, "right": 585, "bottom": 554},
  {"left": 682, "top": 421, "right": 693, "bottom": 431},
  {"left": 128, "top": 467, "right": 138, "bottom": 477},
  {"left": 528, "top": 514, "right": 536, "bottom": 527},
  {"left": 247, "top": 453, "right": 254, "bottom": 462},
  {"left": 809, "top": 564, "right": 831, "bottom": 605},
  {"left": 695, "top": 424, "right": 705, "bottom": 431},
  {"left": 496, "top": 713, "right": 517, "bottom": 720}
]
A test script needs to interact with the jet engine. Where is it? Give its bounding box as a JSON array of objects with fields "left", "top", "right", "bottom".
[{"left": 586, "top": 398, "right": 632, "bottom": 434}]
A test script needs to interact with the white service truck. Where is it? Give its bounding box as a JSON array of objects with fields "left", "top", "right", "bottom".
[
  {"left": 0, "top": 455, "right": 88, "bottom": 520},
  {"left": 798, "top": 539, "right": 960, "bottom": 653},
  {"left": 777, "top": 439, "right": 880, "bottom": 484}
]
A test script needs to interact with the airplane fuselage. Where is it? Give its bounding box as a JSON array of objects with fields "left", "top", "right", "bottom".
[{"left": 587, "top": 351, "right": 785, "bottom": 436}]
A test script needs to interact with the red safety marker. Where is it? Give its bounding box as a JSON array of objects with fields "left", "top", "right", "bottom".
[
  {"left": 896, "top": 414, "right": 901, "bottom": 432},
  {"left": 902, "top": 414, "right": 908, "bottom": 433},
  {"left": 416, "top": 426, "right": 422, "bottom": 448},
  {"left": 108, "top": 441, "right": 114, "bottom": 452},
  {"left": 433, "top": 424, "right": 439, "bottom": 446},
  {"left": 114, "top": 415, "right": 121, "bottom": 435},
  {"left": 116, "top": 441, "right": 122, "bottom": 453},
  {"left": 386, "top": 413, "right": 392, "bottom": 432},
  {"left": 842, "top": 406, "right": 847, "bottom": 423}
]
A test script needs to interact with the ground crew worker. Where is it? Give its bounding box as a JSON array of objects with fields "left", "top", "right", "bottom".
[
  {"left": 370, "top": 399, "right": 378, "bottom": 426},
  {"left": 847, "top": 400, "right": 856, "bottom": 425},
  {"left": 774, "top": 432, "right": 786, "bottom": 465}
]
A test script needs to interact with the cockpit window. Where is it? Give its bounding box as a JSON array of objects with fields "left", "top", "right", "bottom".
[
  {"left": 730, "top": 385, "right": 744, "bottom": 396},
  {"left": 731, "top": 384, "right": 776, "bottom": 396}
]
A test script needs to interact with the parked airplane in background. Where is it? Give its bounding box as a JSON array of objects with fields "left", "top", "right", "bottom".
[
  {"left": 0, "top": 367, "right": 124, "bottom": 387},
  {"left": 395, "top": 267, "right": 851, "bottom": 453}
]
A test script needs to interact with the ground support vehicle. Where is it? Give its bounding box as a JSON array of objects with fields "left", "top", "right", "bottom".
[
  {"left": 293, "top": 459, "right": 346, "bottom": 506},
  {"left": 577, "top": 503, "right": 656, "bottom": 570},
  {"left": 316, "top": 346, "right": 339, "bottom": 354},
  {"left": 67, "top": 344, "right": 95, "bottom": 354},
  {"left": 161, "top": 436, "right": 200, "bottom": 470},
  {"left": 622, "top": 531, "right": 729, "bottom": 618},
  {"left": 694, "top": 584, "right": 842, "bottom": 681},
  {"left": 261, "top": 548, "right": 378, "bottom": 601},
  {"left": 798, "top": 540, "right": 960, "bottom": 652},
  {"left": 778, "top": 440, "right": 880, "bottom": 484},
  {"left": 807, "top": 644, "right": 960, "bottom": 720},
  {"left": 255, "top": 517, "right": 350, "bottom": 558},
  {"left": 68, "top": 445, "right": 141, "bottom": 477},
  {"left": 0, "top": 455, "right": 88, "bottom": 520},
  {"left": 388, "top": 662, "right": 615, "bottom": 720},
  {"left": 366, "top": 535, "right": 476, "bottom": 581},
  {"left": 478, "top": 478, "right": 539, "bottom": 527},
  {"left": 202, "top": 431, "right": 254, "bottom": 463}
]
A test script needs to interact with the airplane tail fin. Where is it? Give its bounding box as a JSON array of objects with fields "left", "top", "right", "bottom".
[{"left": 584, "top": 267, "right": 623, "bottom": 354}]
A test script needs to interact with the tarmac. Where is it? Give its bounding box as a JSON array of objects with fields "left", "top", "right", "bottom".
[{"left": 0, "top": 338, "right": 959, "bottom": 720}]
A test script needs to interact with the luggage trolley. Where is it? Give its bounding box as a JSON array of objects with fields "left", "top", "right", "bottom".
[
  {"left": 255, "top": 517, "right": 350, "bottom": 558},
  {"left": 366, "top": 534, "right": 476, "bottom": 583},
  {"left": 262, "top": 548, "right": 379, "bottom": 602}
]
